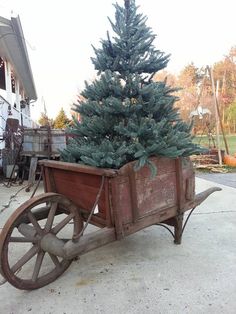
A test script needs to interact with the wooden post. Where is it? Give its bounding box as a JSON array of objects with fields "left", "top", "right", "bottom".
[
  {"left": 26, "top": 156, "right": 38, "bottom": 191},
  {"left": 207, "top": 66, "right": 229, "bottom": 156},
  {"left": 208, "top": 67, "right": 222, "bottom": 165}
]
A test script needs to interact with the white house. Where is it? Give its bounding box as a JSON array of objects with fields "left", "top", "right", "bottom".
[{"left": 0, "top": 14, "right": 37, "bottom": 167}]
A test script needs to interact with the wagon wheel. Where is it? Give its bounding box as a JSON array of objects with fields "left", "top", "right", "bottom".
[{"left": 0, "top": 192, "right": 83, "bottom": 290}]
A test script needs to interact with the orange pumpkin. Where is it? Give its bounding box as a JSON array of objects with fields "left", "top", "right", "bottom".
[{"left": 223, "top": 154, "right": 236, "bottom": 167}]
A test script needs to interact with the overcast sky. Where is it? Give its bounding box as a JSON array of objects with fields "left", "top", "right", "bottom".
[{"left": 0, "top": 0, "right": 235, "bottom": 120}]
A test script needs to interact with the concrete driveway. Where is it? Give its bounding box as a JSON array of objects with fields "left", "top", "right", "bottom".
[
  {"left": 196, "top": 172, "right": 236, "bottom": 189},
  {"left": 0, "top": 177, "right": 235, "bottom": 314}
]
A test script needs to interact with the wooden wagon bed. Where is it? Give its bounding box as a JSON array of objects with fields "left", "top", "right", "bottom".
[{"left": 0, "top": 157, "right": 221, "bottom": 290}]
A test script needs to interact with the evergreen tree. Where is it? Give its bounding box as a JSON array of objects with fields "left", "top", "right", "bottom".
[
  {"left": 61, "top": 0, "right": 203, "bottom": 173},
  {"left": 54, "top": 108, "right": 70, "bottom": 129},
  {"left": 38, "top": 112, "right": 53, "bottom": 127}
]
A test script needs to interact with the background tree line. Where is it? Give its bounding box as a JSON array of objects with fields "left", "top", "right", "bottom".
[
  {"left": 38, "top": 46, "right": 236, "bottom": 134},
  {"left": 154, "top": 46, "right": 236, "bottom": 134},
  {"left": 38, "top": 107, "right": 70, "bottom": 129}
]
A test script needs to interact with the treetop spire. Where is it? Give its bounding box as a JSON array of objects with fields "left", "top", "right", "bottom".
[{"left": 124, "top": 0, "right": 130, "bottom": 10}]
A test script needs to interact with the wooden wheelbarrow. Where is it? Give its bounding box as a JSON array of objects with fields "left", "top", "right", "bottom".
[{"left": 0, "top": 156, "right": 221, "bottom": 289}]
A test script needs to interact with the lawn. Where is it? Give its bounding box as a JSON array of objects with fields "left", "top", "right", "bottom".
[{"left": 194, "top": 134, "right": 236, "bottom": 155}]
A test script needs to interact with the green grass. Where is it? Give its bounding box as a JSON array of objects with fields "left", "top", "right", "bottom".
[{"left": 194, "top": 134, "right": 236, "bottom": 155}]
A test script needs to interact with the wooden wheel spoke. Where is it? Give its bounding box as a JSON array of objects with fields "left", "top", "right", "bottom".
[
  {"left": 27, "top": 211, "right": 43, "bottom": 235},
  {"left": 52, "top": 213, "right": 74, "bottom": 235},
  {"left": 44, "top": 202, "right": 58, "bottom": 232},
  {"left": 49, "top": 253, "right": 61, "bottom": 268},
  {"left": 11, "top": 245, "right": 40, "bottom": 274},
  {"left": 32, "top": 251, "right": 45, "bottom": 282},
  {"left": 9, "top": 237, "right": 37, "bottom": 243}
]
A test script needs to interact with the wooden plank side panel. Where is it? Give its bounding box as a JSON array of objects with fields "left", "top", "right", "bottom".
[
  {"left": 119, "top": 157, "right": 176, "bottom": 179},
  {"left": 136, "top": 172, "right": 178, "bottom": 217},
  {"left": 137, "top": 157, "right": 176, "bottom": 178},
  {"left": 43, "top": 166, "right": 110, "bottom": 226},
  {"left": 110, "top": 158, "right": 179, "bottom": 227},
  {"left": 41, "top": 157, "right": 195, "bottom": 235},
  {"left": 52, "top": 169, "right": 104, "bottom": 209},
  {"left": 123, "top": 206, "right": 177, "bottom": 236},
  {"left": 39, "top": 160, "right": 118, "bottom": 177}
]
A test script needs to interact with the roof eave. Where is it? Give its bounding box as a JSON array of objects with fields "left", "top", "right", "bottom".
[{"left": 0, "top": 15, "right": 37, "bottom": 101}]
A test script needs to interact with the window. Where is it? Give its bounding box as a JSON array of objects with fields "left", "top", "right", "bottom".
[
  {"left": 11, "top": 71, "right": 15, "bottom": 93},
  {"left": 0, "top": 57, "right": 6, "bottom": 90}
]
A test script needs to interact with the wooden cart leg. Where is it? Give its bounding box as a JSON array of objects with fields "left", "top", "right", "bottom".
[{"left": 174, "top": 213, "right": 184, "bottom": 245}]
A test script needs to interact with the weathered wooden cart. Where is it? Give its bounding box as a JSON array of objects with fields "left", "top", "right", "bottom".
[{"left": 0, "top": 157, "right": 220, "bottom": 290}]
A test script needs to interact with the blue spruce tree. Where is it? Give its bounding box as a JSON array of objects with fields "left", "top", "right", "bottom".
[{"left": 61, "top": 0, "right": 202, "bottom": 173}]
